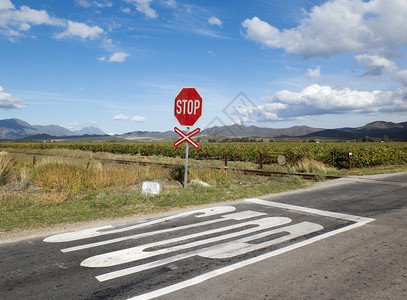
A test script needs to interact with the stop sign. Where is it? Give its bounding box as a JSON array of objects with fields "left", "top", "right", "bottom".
[{"left": 174, "top": 87, "right": 202, "bottom": 126}]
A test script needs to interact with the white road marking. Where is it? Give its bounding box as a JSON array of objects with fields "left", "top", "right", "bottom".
[
  {"left": 43, "top": 206, "right": 236, "bottom": 243},
  {"left": 44, "top": 198, "right": 375, "bottom": 300},
  {"left": 198, "top": 221, "right": 323, "bottom": 259},
  {"left": 244, "top": 198, "right": 371, "bottom": 222},
  {"left": 125, "top": 199, "right": 375, "bottom": 300},
  {"left": 81, "top": 217, "right": 292, "bottom": 268},
  {"left": 96, "top": 221, "right": 322, "bottom": 282},
  {"left": 61, "top": 211, "right": 266, "bottom": 253},
  {"left": 96, "top": 252, "right": 196, "bottom": 282}
]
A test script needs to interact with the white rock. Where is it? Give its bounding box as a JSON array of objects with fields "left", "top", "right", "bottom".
[
  {"left": 141, "top": 181, "right": 162, "bottom": 195},
  {"left": 191, "top": 179, "right": 211, "bottom": 187}
]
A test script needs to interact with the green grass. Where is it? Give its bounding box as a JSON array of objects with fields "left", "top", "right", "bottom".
[{"left": 0, "top": 175, "right": 310, "bottom": 232}]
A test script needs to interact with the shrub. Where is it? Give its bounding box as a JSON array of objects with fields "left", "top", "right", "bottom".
[{"left": 169, "top": 164, "right": 187, "bottom": 185}]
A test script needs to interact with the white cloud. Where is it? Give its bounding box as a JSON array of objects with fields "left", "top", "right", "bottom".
[
  {"left": 112, "top": 114, "right": 146, "bottom": 122},
  {"left": 242, "top": 0, "right": 407, "bottom": 57},
  {"left": 306, "top": 66, "right": 322, "bottom": 79},
  {"left": 235, "top": 84, "right": 407, "bottom": 123},
  {"left": 0, "top": 0, "right": 15, "bottom": 9},
  {"left": 208, "top": 16, "right": 222, "bottom": 27},
  {"left": 163, "top": 0, "right": 176, "bottom": 8},
  {"left": 355, "top": 54, "right": 407, "bottom": 85},
  {"left": 107, "top": 52, "right": 129, "bottom": 62},
  {"left": 121, "top": 7, "right": 131, "bottom": 14},
  {"left": 0, "top": 85, "right": 26, "bottom": 109},
  {"left": 396, "top": 70, "right": 407, "bottom": 86},
  {"left": 97, "top": 1, "right": 112, "bottom": 8},
  {"left": 354, "top": 54, "right": 398, "bottom": 76},
  {"left": 75, "top": 0, "right": 91, "bottom": 7},
  {"left": 112, "top": 114, "right": 129, "bottom": 120},
  {"left": 98, "top": 52, "right": 129, "bottom": 62},
  {"left": 102, "top": 37, "right": 113, "bottom": 47},
  {"left": 274, "top": 84, "right": 378, "bottom": 111},
  {"left": 165, "top": 4, "right": 228, "bottom": 39},
  {"left": 125, "top": 0, "right": 157, "bottom": 19},
  {"left": 131, "top": 115, "right": 146, "bottom": 122},
  {"left": 0, "top": 2, "right": 108, "bottom": 42},
  {"left": 0, "top": 3, "right": 64, "bottom": 41},
  {"left": 55, "top": 20, "right": 104, "bottom": 40},
  {"left": 0, "top": 0, "right": 14, "bottom": 10},
  {"left": 107, "top": 21, "right": 121, "bottom": 33},
  {"left": 75, "top": 0, "right": 112, "bottom": 8}
]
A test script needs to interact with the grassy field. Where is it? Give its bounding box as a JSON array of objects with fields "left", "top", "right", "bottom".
[
  {"left": 0, "top": 149, "right": 311, "bottom": 232},
  {"left": 1, "top": 145, "right": 406, "bottom": 233}
]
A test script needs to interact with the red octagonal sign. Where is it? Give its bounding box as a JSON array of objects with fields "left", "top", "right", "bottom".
[{"left": 174, "top": 87, "right": 202, "bottom": 126}]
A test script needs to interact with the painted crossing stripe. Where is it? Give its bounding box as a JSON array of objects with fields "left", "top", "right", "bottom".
[
  {"left": 44, "top": 206, "right": 236, "bottom": 243},
  {"left": 44, "top": 198, "right": 375, "bottom": 300},
  {"left": 126, "top": 200, "right": 374, "bottom": 300},
  {"left": 96, "top": 221, "right": 322, "bottom": 282},
  {"left": 81, "top": 217, "right": 293, "bottom": 268},
  {"left": 61, "top": 210, "right": 266, "bottom": 253}
]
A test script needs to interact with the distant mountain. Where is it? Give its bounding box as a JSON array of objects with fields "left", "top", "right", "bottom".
[
  {"left": 118, "top": 121, "right": 407, "bottom": 141},
  {"left": 20, "top": 133, "right": 109, "bottom": 141},
  {"left": 356, "top": 121, "right": 404, "bottom": 130},
  {"left": 2, "top": 118, "right": 406, "bottom": 141},
  {"left": 0, "top": 118, "right": 39, "bottom": 139},
  {"left": 33, "top": 124, "right": 73, "bottom": 136},
  {"left": 72, "top": 126, "right": 106, "bottom": 136},
  {"left": 303, "top": 121, "right": 407, "bottom": 141},
  {"left": 0, "top": 118, "right": 106, "bottom": 140},
  {"left": 200, "top": 124, "right": 322, "bottom": 138},
  {"left": 118, "top": 124, "right": 323, "bottom": 140}
]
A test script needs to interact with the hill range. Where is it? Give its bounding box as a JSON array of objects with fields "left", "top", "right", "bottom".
[
  {"left": 0, "top": 119, "right": 107, "bottom": 140},
  {"left": 119, "top": 121, "right": 407, "bottom": 141},
  {"left": 0, "top": 118, "right": 406, "bottom": 141}
]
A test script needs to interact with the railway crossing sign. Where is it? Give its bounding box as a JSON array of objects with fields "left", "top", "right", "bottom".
[
  {"left": 174, "top": 87, "right": 203, "bottom": 127},
  {"left": 174, "top": 127, "right": 200, "bottom": 149}
]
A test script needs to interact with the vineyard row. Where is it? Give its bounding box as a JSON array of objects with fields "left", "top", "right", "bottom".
[{"left": 1, "top": 142, "right": 407, "bottom": 169}]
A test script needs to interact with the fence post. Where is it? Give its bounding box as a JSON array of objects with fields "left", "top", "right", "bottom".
[
  {"left": 33, "top": 155, "right": 37, "bottom": 168},
  {"left": 86, "top": 154, "right": 93, "bottom": 169},
  {"left": 224, "top": 153, "right": 228, "bottom": 169},
  {"left": 259, "top": 153, "right": 263, "bottom": 169}
]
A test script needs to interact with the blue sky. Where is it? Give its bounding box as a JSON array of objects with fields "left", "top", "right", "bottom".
[{"left": 1, "top": 0, "right": 407, "bottom": 134}]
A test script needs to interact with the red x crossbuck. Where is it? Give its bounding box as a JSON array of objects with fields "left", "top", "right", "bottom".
[{"left": 174, "top": 127, "right": 200, "bottom": 149}]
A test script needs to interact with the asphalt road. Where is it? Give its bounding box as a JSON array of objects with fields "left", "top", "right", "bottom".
[{"left": 1, "top": 172, "right": 406, "bottom": 300}]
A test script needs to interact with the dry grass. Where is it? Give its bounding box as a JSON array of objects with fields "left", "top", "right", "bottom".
[
  {"left": 33, "top": 162, "right": 142, "bottom": 194},
  {"left": 189, "top": 167, "right": 231, "bottom": 183},
  {"left": 18, "top": 166, "right": 31, "bottom": 189},
  {"left": 0, "top": 152, "right": 14, "bottom": 185},
  {"left": 290, "top": 157, "right": 330, "bottom": 174}
]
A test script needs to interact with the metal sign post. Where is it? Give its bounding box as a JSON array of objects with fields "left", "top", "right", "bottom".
[
  {"left": 184, "top": 127, "right": 189, "bottom": 189},
  {"left": 174, "top": 126, "right": 200, "bottom": 188}
]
